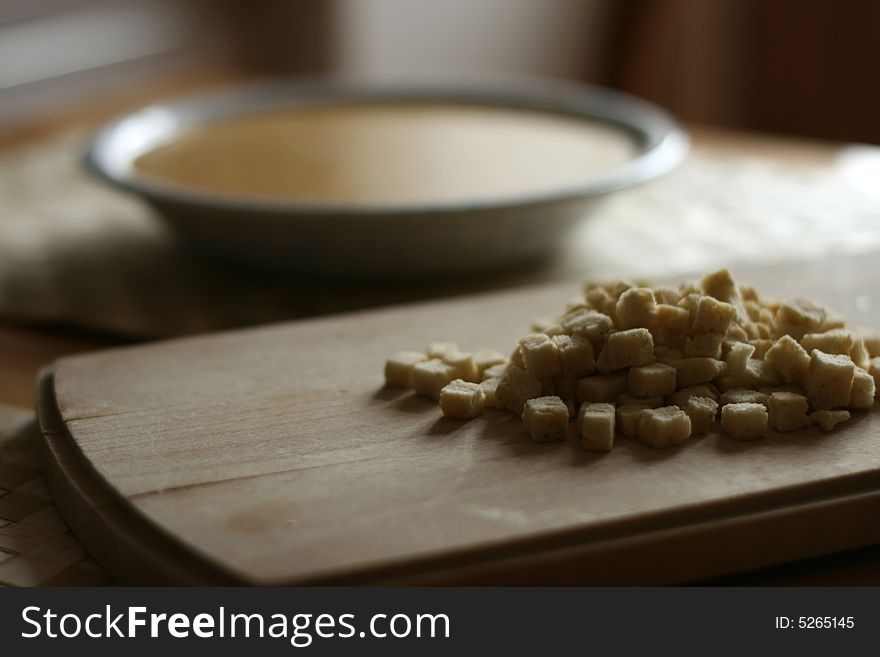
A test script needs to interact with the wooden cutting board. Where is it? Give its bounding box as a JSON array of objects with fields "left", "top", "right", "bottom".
[{"left": 37, "top": 255, "right": 880, "bottom": 585}]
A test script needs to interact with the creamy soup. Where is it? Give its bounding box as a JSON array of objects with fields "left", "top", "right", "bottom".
[{"left": 134, "top": 102, "right": 637, "bottom": 206}]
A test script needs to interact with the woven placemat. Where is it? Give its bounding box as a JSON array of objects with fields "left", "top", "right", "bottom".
[
  {"left": 3, "top": 133, "right": 880, "bottom": 339},
  {"left": 0, "top": 405, "right": 112, "bottom": 586}
]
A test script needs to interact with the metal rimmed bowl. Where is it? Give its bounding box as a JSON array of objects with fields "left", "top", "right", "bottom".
[{"left": 85, "top": 76, "right": 688, "bottom": 277}]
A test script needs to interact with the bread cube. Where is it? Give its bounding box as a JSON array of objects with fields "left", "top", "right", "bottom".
[
  {"left": 682, "top": 396, "right": 718, "bottom": 434},
  {"left": 683, "top": 333, "right": 725, "bottom": 358},
  {"left": 744, "top": 300, "right": 762, "bottom": 322},
  {"left": 384, "top": 351, "right": 428, "bottom": 387},
  {"left": 653, "top": 287, "right": 680, "bottom": 305},
  {"left": 749, "top": 358, "right": 781, "bottom": 385},
  {"left": 427, "top": 341, "right": 459, "bottom": 359},
  {"left": 439, "top": 380, "right": 486, "bottom": 419},
  {"left": 810, "top": 409, "right": 851, "bottom": 432},
  {"left": 674, "top": 357, "right": 727, "bottom": 387},
  {"left": 849, "top": 338, "right": 871, "bottom": 369},
  {"left": 615, "top": 287, "right": 658, "bottom": 330},
  {"left": 749, "top": 339, "right": 774, "bottom": 359},
  {"left": 483, "top": 362, "right": 509, "bottom": 380},
  {"left": 740, "top": 298, "right": 767, "bottom": 322},
  {"left": 691, "top": 295, "right": 737, "bottom": 335},
  {"left": 608, "top": 280, "right": 636, "bottom": 299},
  {"left": 583, "top": 284, "right": 605, "bottom": 302},
  {"left": 616, "top": 393, "right": 663, "bottom": 408},
  {"left": 596, "top": 340, "right": 616, "bottom": 374},
  {"left": 479, "top": 377, "right": 505, "bottom": 410},
  {"left": 628, "top": 362, "right": 677, "bottom": 398},
  {"left": 654, "top": 345, "right": 684, "bottom": 365},
  {"left": 413, "top": 359, "right": 456, "bottom": 400},
  {"left": 578, "top": 402, "right": 616, "bottom": 451},
  {"left": 616, "top": 403, "right": 650, "bottom": 438},
  {"left": 720, "top": 403, "right": 768, "bottom": 440},
  {"left": 764, "top": 335, "right": 810, "bottom": 383},
  {"left": 518, "top": 333, "right": 561, "bottom": 382},
  {"left": 637, "top": 406, "right": 692, "bottom": 448},
  {"left": 679, "top": 282, "right": 701, "bottom": 298},
  {"left": 676, "top": 292, "right": 702, "bottom": 323},
  {"left": 774, "top": 298, "right": 826, "bottom": 340},
  {"left": 747, "top": 322, "right": 772, "bottom": 340},
  {"left": 585, "top": 287, "right": 616, "bottom": 315},
  {"left": 869, "top": 357, "right": 880, "bottom": 393},
  {"left": 605, "top": 328, "right": 655, "bottom": 370},
  {"left": 758, "top": 384, "right": 804, "bottom": 396},
  {"left": 739, "top": 284, "right": 759, "bottom": 303},
  {"left": 553, "top": 333, "right": 596, "bottom": 379},
  {"left": 442, "top": 350, "right": 479, "bottom": 383},
  {"left": 723, "top": 341, "right": 756, "bottom": 375},
  {"left": 726, "top": 323, "right": 749, "bottom": 342},
  {"left": 819, "top": 309, "right": 846, "bottom": 333},
  {"left": 671, "top": 385, "right": 720, "bottom": 407},
  {"left": 594, "top": 342, "right": 613, "bottom": 374},
  {"left": 701, "top": 268, "right": 737, "bottom": 302},
  {"left": 523, "top": 396, "right": 569, "bottom": 443},
  {"left": 530, "top": 316, "right": 558, "bottom": 333},
  {"left": 495, "top": 365, "right": 543, "bottom": 415},
  {"left": 768, "top": 392, "right": 810, "bottom": 432},
  {"left": 553, "top": 378, "right": 579, "bottom": 405},
  {"left": 863, "top": 334, "right": 880, "bottom": 359},
  {"left": 720, "top": 388, "right": 769, "bottom": 406},
  {"left": 716, "top": 359, "right": 779, "bottom": 391},
  {"left": 577, "top": 373, "right": 627, "bottom": 404},
  {"left": 849, "top": 368, "right": 876, "bottom": 409},
  {"left": 752, "top": 319, "right": 773, "bottom": 339},
  {"left": 653, "top": 304, "right": 690, "bottom": 347},
  {"left": 805, "top": 350, "right": 855, "bottom": 410},
  {"left": 561, "top": 308, "right": 614, "bottom": 346},
  {"left": 801, "top": 329, "right": 854, "bottom": 356},
  {"left": 510, "top": 345, "right": 525, "bottom": 369},
  {"left": 473, "top": 350, "right": 507, "bottom": 379}
]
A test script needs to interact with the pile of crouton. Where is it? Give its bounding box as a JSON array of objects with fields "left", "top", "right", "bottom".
[{"left": 384, "top": 269, "right": 880, "bottom": 450}]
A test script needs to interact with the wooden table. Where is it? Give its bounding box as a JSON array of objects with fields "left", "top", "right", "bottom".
[{"left": 2, "top": 76, "right": 880, "bottom": 584}]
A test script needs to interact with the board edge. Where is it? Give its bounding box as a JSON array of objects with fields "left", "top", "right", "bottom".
[
  {"left": 39, "top": 364, "right": 880, "bottom": 585},
  {"left": 36, "top": 368, "right": 245, "bottom": 585}
]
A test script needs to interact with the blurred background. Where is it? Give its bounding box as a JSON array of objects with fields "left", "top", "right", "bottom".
[
  {"left": 2, "top": 0, "right": 880, "bottom": 379},
  {"left": 3, "top": 0, "right": 880, "bottom": 588},
  {"left": 3, "top": 0, "right": 880, "bottom": 143},
  {"left": 2, "top": 0, "right": 880, "bottom": 376}
]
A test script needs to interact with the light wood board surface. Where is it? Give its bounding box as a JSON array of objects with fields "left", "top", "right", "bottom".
[{"left": 39, "top": 254, "right": 880, "bottom": 584}]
